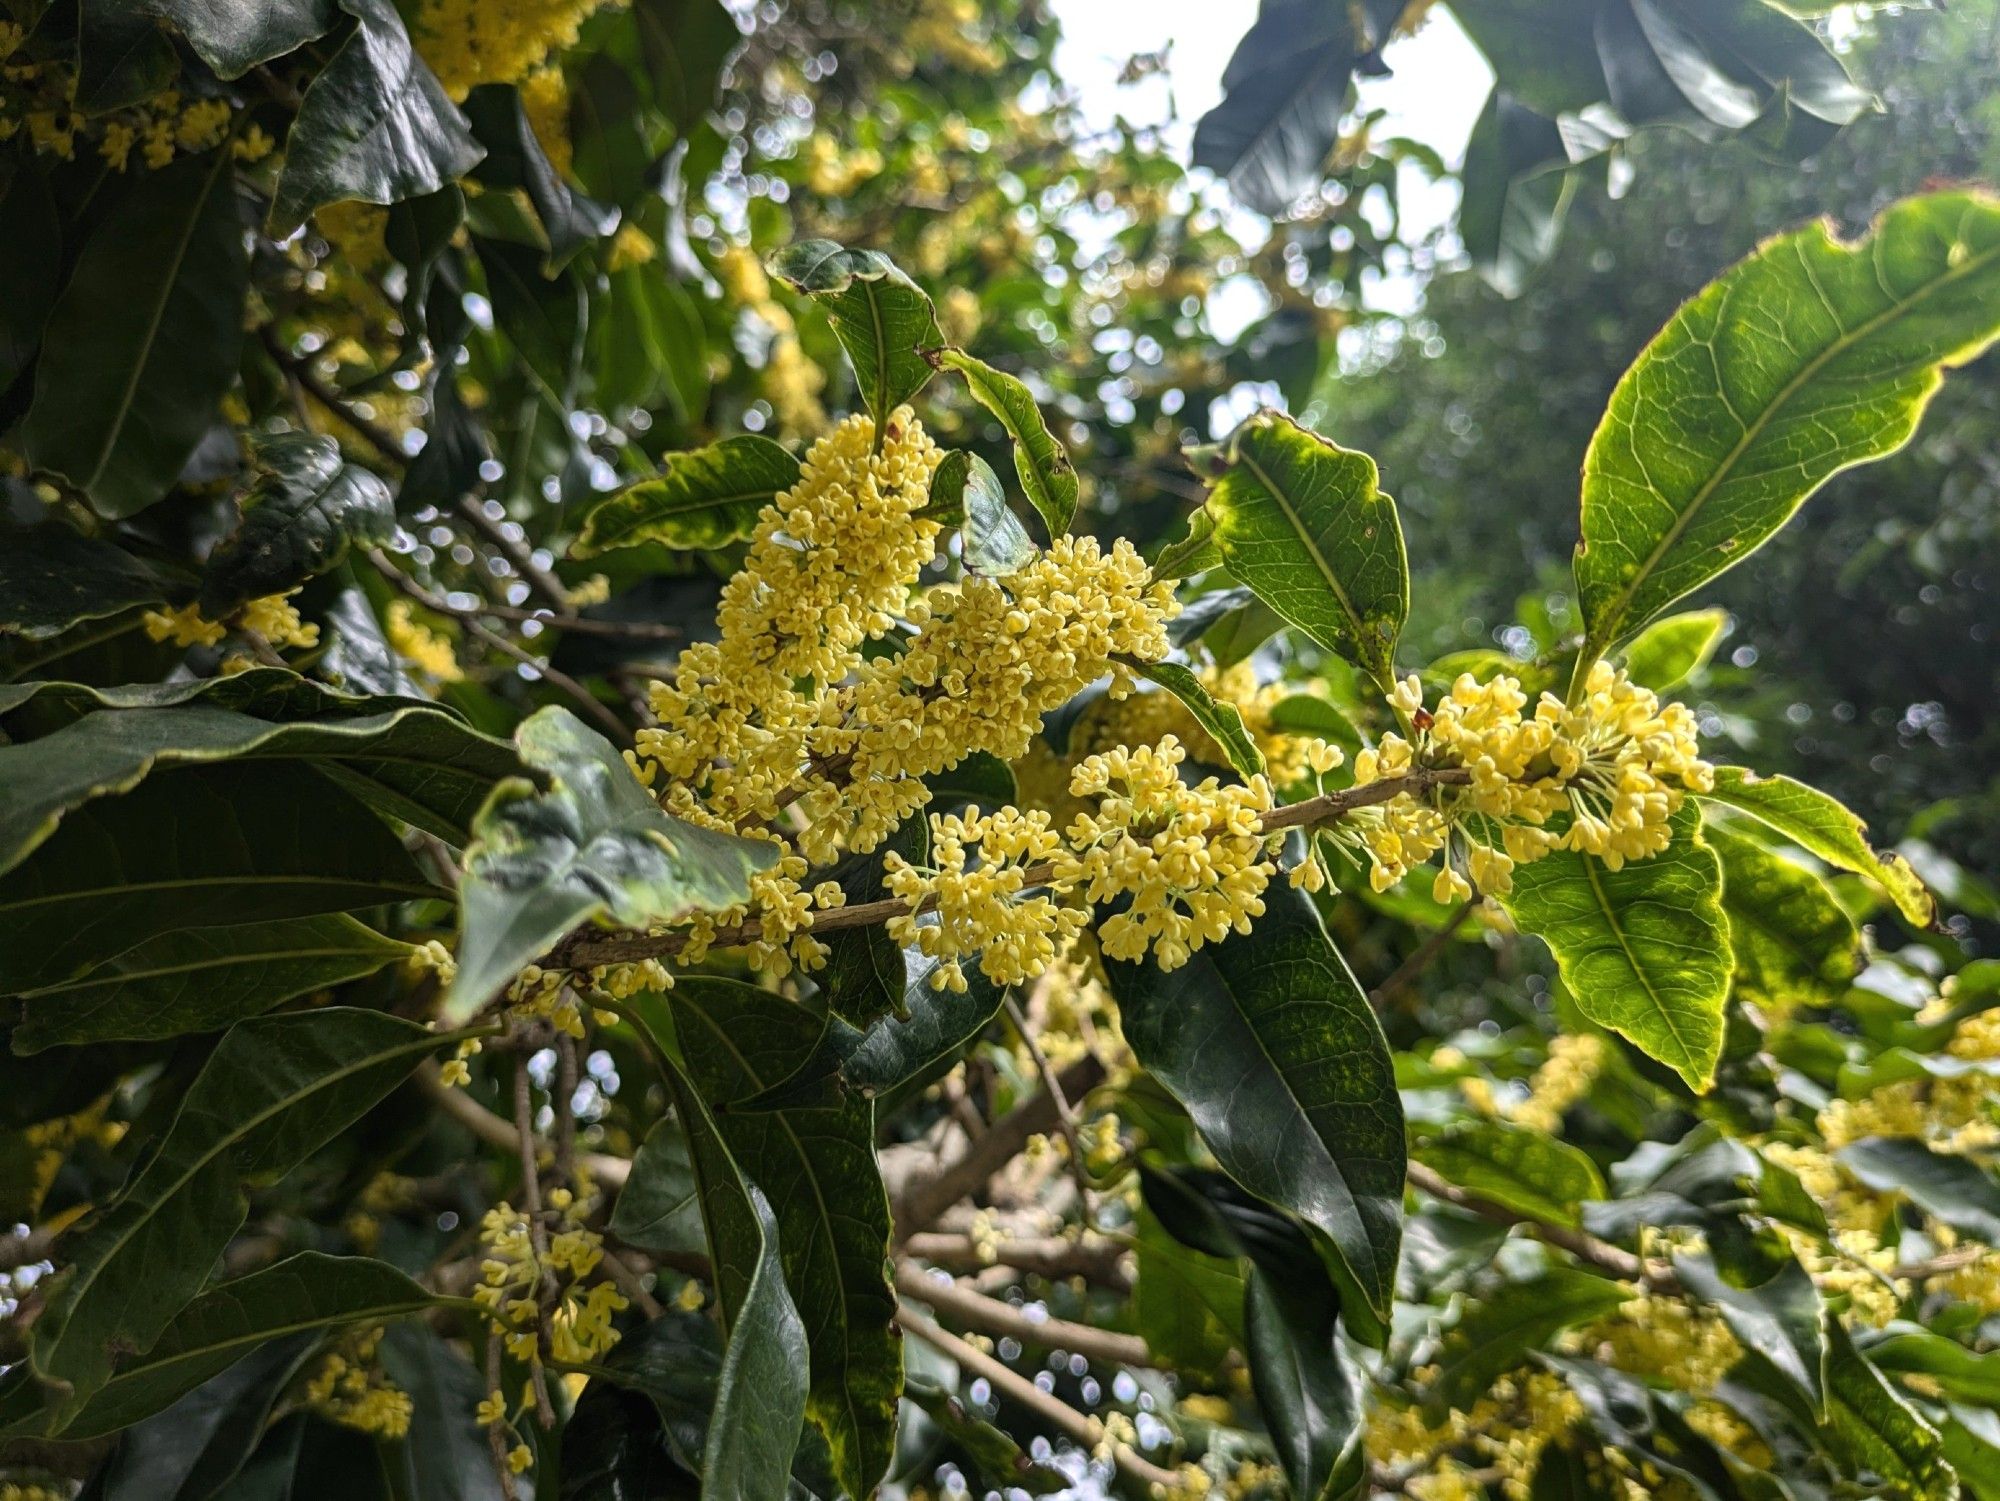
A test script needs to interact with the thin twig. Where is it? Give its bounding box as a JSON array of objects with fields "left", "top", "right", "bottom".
[
  {"left": 484, "top": 1336, "right": 522, "bottom": 1501},
  {"left": 1370, "top": 896, "right": 1480, "bottom": 1007},
  {"left": 367, "top": 550, "right": 681, "bottom": 642},
  {"left": 1004, "top": 994, "right": 1095, "bottom": 1215},
  {"left": 511, "top": 1049, "right": 558, "bottom": 1428},
  {"left": 895, "top": 1265, "right": 1156, "bottom": 1369},
  {"left": 900, "top": 1230, "right": 1131, "bottom": 1291},
  {"left": 1405, "top": 1161, "right": 1670, "bottom": 1289},
  {"left": 895, "top": 1308, "right": 1181, "bottom": 1493},
  {"left": 599, "top": 1245, "right": 665, "bottom": 1320},
  {"left": 417, "top": 1062, "right": 630, "bottom": 1186}
]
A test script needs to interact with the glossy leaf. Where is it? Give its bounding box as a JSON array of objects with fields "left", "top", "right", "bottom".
[
  {"left": 19, "top": 147, "right": 248, "bottom": 519},
  {"left": 1821, "top": 1320, "right": 1954, "bottom": 1499},
  {"left": 1197, "top": 409, "right": 1408, "bottom": 693},
  {"left": 1245, "top": 1265, "right": 1366, "bottom": 1501},
  {"left": 931, "top": 449, "right": 1035, "bottom": 577},
  {"left": 1839, "top": 1136, "right": 2000, "bottom": 1243},
  {"left": 1499, "top": 805, "right": 1732, "bottom": 1091},
  {"left": 931, "top": 348, "right": 1079, "bottom": 537},
  {"left": 1675, "top": 1252, "right": 1827, "bottom": 1415},
  {"left": 1620, "top": 608, "right": 1727, "bottom": 693},
  {"left": 633, "top": 0, "right": 742, "bottom": 132},
  {"left": 12, "top": 913, "right": 410, "bottom": 1052},
  {"left": 669, "top": 977, "right": 901, "bottom": 1499},
  {"left": 29, "top": 1009, "right": 448, "bottom": 1418},
  {"left": 1103, "top": 881, "right": 1405, "bottom": 1338},
  {"left": 377, "top": 1323, "right": 510, "bottom": 1501},
  {"left": 0, "top": 762, "right": 431, "bottom": 995},
  {"left": 444, "top": 707, "right": 775, "bottom": 1020},
  {"left": 573, "top": 435, "right": 800, "bottom": 557},
  {"left": 197, "top": 433, "right": 394, "bottom": 616},
  {"left": 144, "top": 0, "right": 338, "bottom": 77},
  {"left": 269, "top": 0, "right": 484, "bottom": 234},
  {"left": 1575, "top": 190, "right": 2000, "bottom": 661},
  {"left": 0, "top": 164, "right": 62, "bottom": 394},
  {"left": 1459, "top": 89, "right": 1572, "bottom": 298},
  {"left": 463, "top": 83, "right": 618, "bottom": 267},
  {"left": 1429, "top": 1270, "right": 1631, "bottom": 1415},
  {"left": 0, "top": 527, "right": 173, "bottom": 642},
  {"left": 1124, "top": 658, "right": 1267, "bottom": 780},
  {"left": 609, "top": 1120, "right": 704, "bottom": 1258},
  {"left": 476, "top": 235, "right": 588, "bottom": 395},
  {"left": 1701, "top": 766, "right": 1935, "bottom": 928},
  {"left": 627, "top": 1002, "right": 812, "bottom": 1501},
  {"left": 1191, "top": 0, "right": 1356, "bottom": 217},
  {"left": 768, "top": 240, "right": 944, "bottom": 427},
  {"left": 1707, "top": 821, "right": 1859, "bottom": 1011},
  {"left": 9, "top": 1253, "right": 438, "bottom": 1439},
  {"left": 1409, "top": 1118, "right": 1607, "bottom": 1230},
  {"left": 1869, "top": 1327, "right": 2000, "bottom": 1408},
  {"left": 0, "top": 670, "right": 524, "bottom": 869}
]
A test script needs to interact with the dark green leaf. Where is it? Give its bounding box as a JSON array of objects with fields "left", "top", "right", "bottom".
[
  {"left": 8, "top": 1253, "right": 437, "bottom": 1439},
  {"left": 609, "top": 1120, "right": 704, "bottom": 1258},
  {"left": 1839, "top": 1136, "right": 2000, "bottom": 1243},
  {"left": 1103, "top": 880, "right": 1405, "bottom": 1338},
  {"left": 626, "top": 1004, "right": 811, "bottom": 1501},
  {"left": 1574, "top": 190, "right": 2000, "bottom": 662},
  {"left": 632, "top": 0, "right": 741, "bottom": 132},
  {"left": 768, "top": 240, "right": 944, "bottom": 427},
  {"left": 74, "top": 2, "right": 179, "bottom": 114},
  {"left": 1408, "top": 1118, "right": 1606, "bottom": 1230},
  {"left": 1123, "top": 658, "right": 1266, "bottom": 779},
  {"left": 0, "top": 762, "right": 431, "bottom": 994},
  {"left": 1245, "top": 1264, "right": 1366, "bottom": 1501},
  {"left": 1430, "top": 1271, "right": 1630, "bottom": 1415},
  {"left": 1191, "top": 1, "right": 1357, "bottom": 217},
  {"left": 668, "top": 977, "right": 901, "bottom": 1499},
  {"left": 0, "top": 669, "right": 524, "bottom": 869},
  {"left": 572, "top": 435, "right": 799, "bottom": 557},
  {"left": 476, "top": 233, "right": 588, "bottom": 395},
  {"left": 1707, "top": 820, "right": 1859, "bottom": 1011},
  {"left": 1620, "top": 608, "right": 1727, "bottom": 693},
  {"left": 929, "top": 449, "right": 1036, "bottom": 577},
  {"left": 384, "top": 185, "right": 465, "bottom": 362},
  {"left": 571, "top": 1312, "right": 718, "bottom": 1480},
  {"left": 141, "top": 0, "right": 337, "bottom": 77},
  {"left": 1498, "top": 805, "right": 1732, "bottom": 1091},
  {"left": 0, "top": 526, "right": 172, "bottom": 641},
  {"left": 20, "top": 147, "right": 248, "bottom": 518},
  {"left": 198, "top": 433, "right": 394, "bottom": 616},
  {"left": 1458, "top": 89, "right": 1572, "bottom": 298},
  {"left": 29, "top": 1009, "right": 448, "bottom": 1418},
  {"left": 1675, "top": 1252, "right": 1827, "bottom": 1416},
  {"left": 463, "top": 83, "right": 619, "bottom": 267},
  {"left": 378, "top": 1322, "right": 509, "bottom": 1501},
  {"left": 1821, "top": 1320, "right": 1955, "bottom": 1499},
  {"left": 443, "top": 707, "right": 776, "bottom": 1020},
  {"left": 931, "top": 349, "right": 1079, "bottom": 538},
  {"left": 1133, "top": 1204, "right": 1245, "bottom": 1370},
  {"left": 13, "top": 913, "right": 410, "bottom": 1052},
  {"left": 269, "top": 0, "right": 484, "bottom": 234},
  {"left": 1701, "top": 766, "right": 1935, "bottom": 929},
  {"left": 593, "top": 265, "right": 709, "bottom": 417},
  {"left": 0, "top": 163, "right": 62, "bottom": 393},
  {"left": 1196, "top": 409, "right": 1408, "bottom": 693}
]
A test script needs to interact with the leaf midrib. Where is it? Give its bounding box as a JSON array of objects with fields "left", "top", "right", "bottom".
[
  {"left": 1580, "top": 853, "right": 1699, "bottom": 1073},
  {"left": 1586, "top": 226, "right": 2000, "bottom": 651}
]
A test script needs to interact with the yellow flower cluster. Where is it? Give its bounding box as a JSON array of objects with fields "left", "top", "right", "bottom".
[
  {"left": 1509, "top": 1033, "right": 1607, "bottom": 1132},
  {"left": 1583, "top": 1291, "right": 1740, "bottom": 1395},
  {"left": 142, "top": 591, "right": 320, "bottom": 652},
  {"left": 1368, "top": 1368, "right": 1582, "bottom": 1501},
  {"left": 303, "top": 1325, "right": 413, "bottom": 1438},
  {"left": 803, "top": 133, "right": 882, "bottom": 196},
  {"left": 415, "top": 0, "right": 618, "bottom": 98},
  {"left": 474, "top": 1189, "right": 628, "bottom": 1368},
  {"left": 0, "top": 37, "right": 234, "bottom": 171},
  {"left": 385, "top": 600, "right": 464, "bottom": 685},
  {"left": 886, "top": 807, "right": 1084, "bottom": 991}
]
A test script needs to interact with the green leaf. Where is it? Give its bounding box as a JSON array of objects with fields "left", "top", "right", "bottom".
[
  {"left": 74, "top": 3, "right": 179, "bottom": 116},
  {"left": 1498, "top": 804, "right": 1732, "bottom": 1091},
  {"left": 1574, "top": 190, "right": 2000, "bottom": 663},
  {"left": 12, "top": 913, "right": 411, "bottom": 1052},
  {"left": 1103, "top": 881, "right": 1405, "bottom": 1339},
  {"left": 197, "top": 433, "right": 394, "bottom": 616},
  {"left": 0, "top": 762, "right": 431, "bottom": 994},
  {"left": 0, "top": 163, "right": 62, "bottom": 394},
  {"left": 668, "top": 977, "right": 901, "bottom": 1499},
  {"left": 1190, "top": 2, "right": 1356, "bottom": 217},
  {"left": 1701, "top": 766, "right": 1936, "bottom": 928},
  {"left": 1869, "top": 1327, "right": 2000, "bottom": 1408},
  {"left": 1429, "top": 1270, "right": 1631, "bottom": 1415},
  {"left": 1619, "top": 608, "right": 1728, "bottom": 693},
  {"left": 377, "top": 1323, "right": 510, "bottom": 1501},
  {"left": 7, "top": 1253, "right": 437, "bottom": 1439},
  {"left": 1123, "top": 658, "right": 1266, "bottom": 780},
  {"left": 1196, "top": 410, "right": 1408, "bottom": 693},
  {"left": 269, "top": 0, "right": 484, "bottom": 234},
  {"left": 1821, "top": 1320, "right": 1955, "bottom": 1499},
  {"left": 566, "top": 1312, "right": 715, "bottom": 1482},
  {"left": 0, "top": 670, "right": 524, "bottom": 869},
  {"left": 476, "top": 235, "right": 588, "bottom": 396},
  {"left": 1151, "top": 505, "right": 1220, "bottom": 581},
  {"left": 572, "top": 435, "right": 800, "bottom": 557},
  {"left": 930, "top": 349, "right": 1079, "bottom": 538},
  {"left": 1706, "top": 820, "right": 1859, "bottom": 1011},
  {"left": 627, "top": 1002, "right": 813, "bottom": 1501},
  {"left": 1839, "top": 1136, "right": 2000, "bottom": 1243},
  {"left": 0, "top": 526, "right": 173, "bottom": 641},
  {"left": 929, "top": 449, "right": 1036, "bottom": 577},
  {"left": 1459, "top": 89, "right": 1572, "bottom": 298},
  {"left": 1408, "top": 1118, "right": 1607, "bottom": 1230},
  {"left": 28, "top": 1008, "right": 449, "bottom": 1418},
  {"left": 593, "top": 264, "right": 709, "bottom": 418},
  {"left": 768, "top": 240, "right": 944, "bottom": 427},
  {"left": 19, "top": 146, "right": 248, "bottom": 519},
  {"left": 463, "top": 84, "right": 618, "bottom": 267},
  {"left": 443, "top": 707, "right": 776, "bottom": 1020},
  {"left": 1245, "top": 1265, "right": 1366, "bottom": 1501},
  {"left": 141, "top": 0, "right": 338, "bottom": 77},
  {"left": 1674, "top": 1252, "right": 1828, "bottom": 1416},
  {"left": 1133, "top": 1204, "right": 1245, "bottom": 1370},
  {"left": 632, "top": 0, "right": 742, "bottom": 132},
  {"left": 732, "top": 944, "right": 1005, "bottom": 1113},
  {"left": 608, "top": 1120, "right": 703, "bottom": 1258}
]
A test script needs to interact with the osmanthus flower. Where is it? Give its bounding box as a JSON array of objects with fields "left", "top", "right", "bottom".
[
  {"left": 142, "top": 590, "right": 320, "bottom": 652},
  {"left": 474, "top": 1188, "right": 628, "bottom": 1370},
  {"left": 302, "top": 1325, "right": 413, "bottom": 1438}
]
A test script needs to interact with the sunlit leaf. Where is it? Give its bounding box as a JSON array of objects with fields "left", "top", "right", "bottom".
[{"left": 572, "top": 435, "right": 799, "bottom": 557}]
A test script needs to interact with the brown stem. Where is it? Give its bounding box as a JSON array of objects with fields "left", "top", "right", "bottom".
[
  {"left": 418, "top": 1062, "right": 630, "bottom": 1187},
  {"left": 511, "top": 1050, "right": 559, "bottom": 1428},
  {"left": 1370, "top": 896, "right": 1480, "bottom": 1007},
  {"left": 899, "top": 1230, "right": 1131, "bottom": 1291},
  {"left": 484, "top": 1335, "right": 522, "bottom": 1501},
  {"left": 1405, "top": 1161, "right": 1670, "bottom": 1289},
  {"left": 895, "top": 1265, "right": 1156, "bottom": 1369},
  {"left": 1004, "top": 994, "right": 1096, "bottom": 1215}
]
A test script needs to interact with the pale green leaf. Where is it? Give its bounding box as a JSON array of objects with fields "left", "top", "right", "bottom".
[
  {"left": 1619, "top": 608, "right": 1728, "bottom": 693},
  {"left": 1124, "top": 658, "right": 1266, "bottom": 779},
  {"left": 572, "top": 435, "right": 800, "bottom": 557},
  {"left": 931, "top": 348, "right": 1079, "bottom": 537}
]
